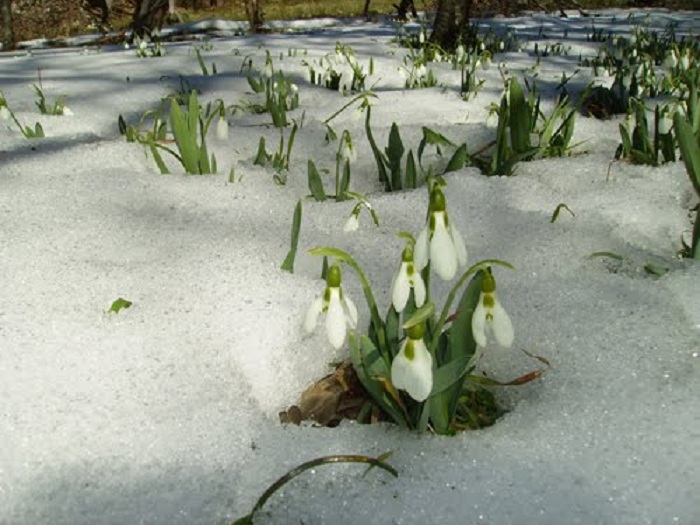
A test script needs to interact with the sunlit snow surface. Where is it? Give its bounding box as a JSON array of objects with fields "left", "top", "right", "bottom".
[{"left": 1, "top": 8, "right": 699, "bottom": 525}]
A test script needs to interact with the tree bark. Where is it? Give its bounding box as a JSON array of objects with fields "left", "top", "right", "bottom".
[
  {"left": 132, "top": 0, "right": 169, "bottom": 39},
  {"left": 430, "top": 0, "right": 472, "bottom": 51},
  {"left": 245, "top": 0, "right": 264, "bottom": 33},
  {"left": 1, "top": 0, "right": 14, "bottom": 51}
]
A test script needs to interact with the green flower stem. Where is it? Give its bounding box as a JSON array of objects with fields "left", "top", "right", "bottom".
[
  {"left": 428, "top": 259, "right": 515, "bottom": 356},
  {"left": 232, "top": 454, "right": 398, "bottom": 525},
  {"left": 323, "top": 91, "right": 376, "bottom": 125},
  {"left": 309, "top": 247, "right": 388, "bottom": 359}
]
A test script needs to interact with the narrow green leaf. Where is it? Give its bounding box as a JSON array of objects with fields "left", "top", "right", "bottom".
[
  {"left": 509, "top": 77, "right": 532, "bottom": 155},
  {"left": 444, "top": 143, "right": 468, "bottom": 173},
  {"left": 365, "top": 106, "right": 390, "bottom": 191},
  {"left": 405, "top": 150, "right": 417, "bottom": 189},
  {"left": 108, "top": 297, "right": 132, "bottom": 313},
  {"left": 281, "top": 200, "right": 302, "bottom": 272},
  {"left": 307, "top": 160, "right": 327, "bottom": 202},
  {"left": 550, "top": 203, "right": 575, "bottom": 223}
]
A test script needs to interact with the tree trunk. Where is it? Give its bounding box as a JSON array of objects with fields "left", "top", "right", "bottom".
[
  {"left": 430, "top": 0, "right": 472, "bottom": 51},
  {"left": 132, "top": 0, "right": 169, "bottom": 40},
  {"left": 245, "top": 0, "right": 264, "bottom": 33},
  {"left": 1, "top": 0, "right": 14, "bottom": 51},
  {"left": 430, "top": 0, "right": 458, "bottom": 50}
]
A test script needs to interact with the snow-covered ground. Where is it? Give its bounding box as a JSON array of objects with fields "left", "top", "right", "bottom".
[{"left": 1, "top": 8, "right": 699, "bottom": 525}]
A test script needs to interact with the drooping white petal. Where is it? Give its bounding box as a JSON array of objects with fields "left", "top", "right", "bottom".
[
  {"left": 343, "top": 214, "right": 359, "bottom": 232},
  {"left": 414, "top": 225, "right": 430, "bottom": 271},
  {"left": 303, "top": 297, "right": 324, "bottom": 334},
  {"left": 0, "top": 106, "right": 10, "bottom": 120},
  {"left": 412, "top": 270, "right": 426, "bottom": 308},
  {"left": 450, "top": 224, "right": 468, "bottom": 267},
  {"left": 471, "top": 296, "right": 488, "bottom": 347},
  {"left": 491, "top": 300, "right": 514, "bottom": 347},
  {"left": 391, "top": 263, "right": 411, "bottom": 312},
  {"left": 216, "top": 116, "right": 229, "bottom": 140},
  {"left": 342, "top": 293, "right": 358, "bottom": 329},
  {"left": 430, "top": 213, "right": 457, "bottom": 280},
  {"left": 325, "top": 288, "right": 347, "bottom": 349},
  {"left": 391, "top": 339, "right": 433, "bottom": 402}
]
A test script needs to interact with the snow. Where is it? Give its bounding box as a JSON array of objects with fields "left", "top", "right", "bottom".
[{"left": 1, "top": 8, "right": 699, "bottom": 525}]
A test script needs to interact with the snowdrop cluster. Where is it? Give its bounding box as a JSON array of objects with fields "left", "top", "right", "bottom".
[
  {"left": 304, "top": 45, "right": 372, "bottom": 94},
  {"left": 302, "top": 181, "right": 518, "bottom": 433}
]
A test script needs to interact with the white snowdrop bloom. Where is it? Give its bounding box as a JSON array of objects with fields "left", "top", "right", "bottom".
[
  {"left": 433, "top": 51, "right": 442, "bottom": 63},
  {"left": 263, "top": 62, "right": 273, "bottom": 79},
  {"left": 303, "top": 264, "right": 358, "bottom": 349},
  {"left": 0, "top": 106, "right": 10, "bottom": 120},
  {"left": 391, "top": 323, "right": 433, "bottom": 402},
  {"left": 61, "top": 106, "right": 73, "bottom": 116},
  {"left": 624, "top": 111, "right": 636, "bottom": 133},
  {"left": 657, "top": 106, "right": 673, "bottom": 135},
  {"left": 419, "top": 30, "right": 425, "bottom": 44},
  {"left": 416, "top": 64, "right": 427, "bottom": 78},
  {"left": 414, "top": 187, "right": 467, "bottom": 281},
  {"left": 456, "top": 45, "right": 465, "bottom": 62},
  {"left": 290, "top": 83, "right": 298, "bottom": 94},
  {"left": 343, "top": 213, "right": 359, "bottom": 232},
  {"left": 471, "top": 271, "right": 514, "bottom": 348},
  {"left": 680, "top": 52, "right": 690, "bottom": 71},
  {"left": 216, "top": 115, "right": 228, "bottom": 140},
  {"left": 485, "top": 110, "right": 498, "bottom": 128},
  {"left": 391, "top": 246, "right": 426, "bottom": 313},
  {"left": 340, "top": 132, "right": 356, "bottom": 164}
]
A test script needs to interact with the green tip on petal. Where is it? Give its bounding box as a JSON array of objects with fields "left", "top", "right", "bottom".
[
  {"left": 406, "top": 322, "right": 425, "bottom": 341},
  {"left": 327, "top": 264, "right": 342, "bottom": 287},
  {"left": 429, "top": 187, "right": 447, "bottom": 213},
  {"left": 404, "top": 339, "right": 415, "bottom": 360},
  {"left": 401, "top": 245, "right": 414, "bottom": 263},
  {"left": 483, "top": 269, "right": 496, "bottom": 293}
]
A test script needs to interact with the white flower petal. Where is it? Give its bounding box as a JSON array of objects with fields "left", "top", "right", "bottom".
[
  {"left": 391, "top": 263, "right": 411, "bottom": 312},
  {"left": 450, "top": 224, "right": 468, "bottom": 267},
  {"left": 412, "top": 271, "right": 426, "bottom": 307},
  {"left": 492, "top": 300, "right": 514, "bottom": 347},
  {"left": 343, "top": 214, "right": 359, "bottom": 232},
  {"left": 414, "top": 225, "right": 430, "bottom": 271},
  {"left": 342, "top": 293, "right": 358, "bottom": 329},
  {"left": 391, "top": 339, "right": 433, "bottom": 402},
  {"left": 303, "top": 296, "right": 324, "bottom": 334},
  {"left": 430, "top": 214, "right": 457, "bottom": 280},
  {"left": 216, "top": 116, "right": 229, "bottom": 140},
  {"left": 325, "top": 289, "right": 347, "bottom": 349},
  {"left": 471, "top": 296, "right": 487, "bottom": 347}
]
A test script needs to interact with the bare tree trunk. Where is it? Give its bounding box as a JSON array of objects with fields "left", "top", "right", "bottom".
[
  {"left": 430, "top": 0, "right": 457, "bottom": 50},
  {"left": 132, "top": 0, "right": 169, "bottom": 40},
  {"left": 245, "top": 0, "right": 264, "bottom": 33},
  {"left": 430, "top": 0, "right": 472, "bottom": 51},
  {"left": 1, "top": 0, "right": 14, "bottom": 51},
  {"left": 169, "top": 0, "right": 175, "bottom": 14}
]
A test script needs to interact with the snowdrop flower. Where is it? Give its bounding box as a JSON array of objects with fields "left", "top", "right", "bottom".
[
  {"left": 419, "top": 29, "right": 425, "bottom": 44},
  {"left": 657, "top": 105, "right": 673, "bottom": 135},
  {"left": 414, "top": 186, "right": 467, "bottom": 281},
  {"left": 391, "top": 322, "right": 432, "bottom": 402},
  {"left": 340, "top": 131, "right": 356, "bottom": 164},
  {"left": 391, "top": 244, "right": 426, "bottom": 313},
  {"left": 216, "top": 114, "right": 228, "bottom": 140},
  {"left": 343, "top": 202, "right": 362, "bottom": 232},
  {"left": 472, "top": 271, "right": 514, "bottom": 348},
  {"left": 0, "top": 105, "right": 10, "bottom": 120},
  {"left": 456, "top": 45, "right": 465, "bottom": 62},
  {"left": 263, "top": 61, "right": 273, "bottom": 79},
  {"left": 304, "top": 264, "right": 358, "bottom": 349}
]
